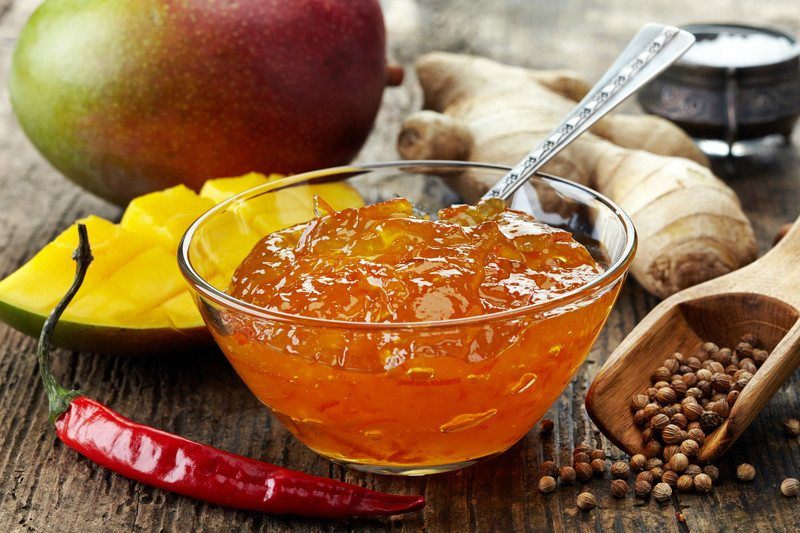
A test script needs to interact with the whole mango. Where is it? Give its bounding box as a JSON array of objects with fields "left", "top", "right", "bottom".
[{"left": 10, "top": 0, "right": 393, "bottom": 205}]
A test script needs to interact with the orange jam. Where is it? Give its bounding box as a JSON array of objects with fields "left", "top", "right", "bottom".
[{"left": 219, "top": 198, "right": 619, "bottom": 472}]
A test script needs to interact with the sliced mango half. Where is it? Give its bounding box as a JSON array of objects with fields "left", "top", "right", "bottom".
[{"left": 0, "top": 173, "right": 363, "bottom": 355}]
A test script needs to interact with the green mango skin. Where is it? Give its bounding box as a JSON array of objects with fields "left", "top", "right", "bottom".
[
  {"left": 0, "top": 299, "right": 211, "bottom": 356},
  {"left": 10, "top": 0, "right": 389, "bottom": 205}
]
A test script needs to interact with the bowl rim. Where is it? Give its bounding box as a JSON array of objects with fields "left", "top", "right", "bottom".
[{"left": 178, "top": 160, "right": 637, "bottom": 330}]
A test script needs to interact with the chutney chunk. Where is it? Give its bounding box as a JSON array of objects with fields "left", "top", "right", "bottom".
[{"left": 230, "top": 197, "right": 602, "bottom": 322}]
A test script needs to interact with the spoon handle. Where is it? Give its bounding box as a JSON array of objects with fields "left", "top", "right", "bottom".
[{"left": 482, "top": 23, "right": 695, "bottom": 201}]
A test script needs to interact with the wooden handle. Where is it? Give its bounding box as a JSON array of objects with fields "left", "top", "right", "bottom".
[
  {"left": 700, "top": 321, "right": 800, "bottom": 462},
  {"left": 741, "top": 215, "right": 800, "bottom": 297}
]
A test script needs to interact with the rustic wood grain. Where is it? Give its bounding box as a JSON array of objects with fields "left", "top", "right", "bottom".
[{"left": 1, "top": 0, "right": 800, "bottom": 531}]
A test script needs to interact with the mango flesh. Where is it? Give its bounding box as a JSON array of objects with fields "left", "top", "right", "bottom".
[
  {"left": 0, "top": 173, "right": 363, "bottom": 355},
  {"left": 10, "top": 0, "right": 389, "bottom": 205}
]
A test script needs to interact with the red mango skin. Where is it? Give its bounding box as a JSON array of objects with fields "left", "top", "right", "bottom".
[{"left": 10, "top": 0, "right": 389, "bottom": 205}]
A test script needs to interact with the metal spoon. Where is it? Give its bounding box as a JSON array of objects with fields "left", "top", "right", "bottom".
[{"left": 482, "top": 23, "right": 695, "bottom": 201}]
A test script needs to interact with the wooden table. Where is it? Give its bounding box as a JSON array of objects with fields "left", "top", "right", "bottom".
[{"left": 2, "top": 0, "right": 799, "bottom": 530}]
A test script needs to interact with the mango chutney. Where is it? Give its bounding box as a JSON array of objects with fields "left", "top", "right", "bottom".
[{"left": 219, "top": 197, "right": 621, "bottom": 474}]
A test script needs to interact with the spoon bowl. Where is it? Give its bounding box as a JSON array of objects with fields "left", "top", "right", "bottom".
[{"left": 586, "top": 217, "right": 800, "bottom": 462}]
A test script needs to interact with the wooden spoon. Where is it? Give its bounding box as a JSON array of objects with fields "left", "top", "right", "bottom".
[{"left": 586, "top": 216, "right": 800, "bottom": 463}]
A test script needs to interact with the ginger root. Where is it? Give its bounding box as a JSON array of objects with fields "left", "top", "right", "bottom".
[{"left": 397, "top": 53, "right": 756, "bottom": 298}]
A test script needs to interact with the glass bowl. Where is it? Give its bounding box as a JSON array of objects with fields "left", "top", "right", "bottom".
[{"left": 178, "top": 161, "right": 636, "bottom": 475}]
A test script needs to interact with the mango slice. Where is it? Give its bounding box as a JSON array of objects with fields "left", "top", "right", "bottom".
[{"left": 0, "top": 173, "right": 363, "bottom": 355}]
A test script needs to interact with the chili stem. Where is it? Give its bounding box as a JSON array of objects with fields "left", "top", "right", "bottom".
[{"left": 38, "top": 223, "right": 93, "bottom": 421}]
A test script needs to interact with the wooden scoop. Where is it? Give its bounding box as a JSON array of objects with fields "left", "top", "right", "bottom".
[{"left": 586, "top": 216, "right": 800, "bottom": 463}]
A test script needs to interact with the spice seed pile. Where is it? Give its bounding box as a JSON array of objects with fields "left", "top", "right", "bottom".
[
  {"left": 536, "top": 333, "right": 800, "bottom": 510},
  {"left": 629, "top": 334, "right": 770, "bottom": 494}
]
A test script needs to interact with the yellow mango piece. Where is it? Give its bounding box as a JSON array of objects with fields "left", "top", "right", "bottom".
[
  {"left": 160, "top": 291, "right": 201, "bottom": 329},
  {"left": 199, "top": 172, "right": 283, "bottom": 203},
  {"left": 0, "top": 216, "right": 149, "bottom": 312},
  {"left": 232, "top": 181, "right": 365, "bottom": 236},
  {"left": 121, "top": 185, "right": 214, "bottom": 251},
  {"left": 66, "top": 247, "right": 187, "bottom": 326},
  {"left": 0, "top": 173, "right": 364, "bottom": 355}
]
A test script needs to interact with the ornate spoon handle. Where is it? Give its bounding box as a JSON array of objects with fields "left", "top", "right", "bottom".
[{"left": 482, "top": 23, "right": 695, "bottom": 201}]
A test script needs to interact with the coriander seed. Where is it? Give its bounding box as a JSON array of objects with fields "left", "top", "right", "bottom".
[
  {"left": 680, "top": 439, "right": 699, "bottom": 458},
  {"left": 715, "top": 348, "right": 732, "bottom": 365},
  {"left": 739, "top": 359, "right": 757, "bottom": 374},
  {"left": 736, "top": 463, "right": 756, "bottom": 481},
  {"left": 696, "top": 368, "right": 713, "bottom": 382},
  {"left": 681, "top": 372, "right": 698, "bottom": 387},
  {"left": 711, "top": 373, "right": 732, "bottom": 392},
  {"left": 636, "top": 471, "right": 653, "bottom": 484},
  {"left": 575, "top": 462, "right": 593, "bottom": 482},
  {"left": 781, "top": 478, "right": 799, "bottom": 497},
  {"left": 667, "top": 453, "right": 689, "bottom": 473},
  {"left": 663, "top": 445, "right": 679, "bottom": 462},
  {"left": 643, "top": 440, "right": 662, "bottom": 459},
  {"left": 685, "top": 464, "right": 702, "bottom": 477},
  {"left": 559, "top": 466, "right": 576, "bottom": 484},
  {"left": 661, "top": 424, "right": 682, "bottom": 444},
  {"left": 652, "top": 366, "right": 672, "bottom": 382},
  {"left": 646, "top": 457, "right": 663, "bottom": 470},
  {"left": 702, "top": 341, "right": 719, "bottom": 353},
  {"left": 686, "top": 387, "right": 703, "bottom": 399},
  {"left": 631, "top": 394, "right": 650, "bottom": 412},
  {"left": 590, "top": 449, "right": 606, "bottom": 461},
  {"left": 741, "top": 333, "right": 758, "bottom": 346},
  {"left": 630, "top": 454, "right": 647, "bottom": 471},
  {"left": 711, "top": 400, "right": 730, "bottom": 419},
  {"left": 538, "top": 476, "right": 556, "bottom": 493},
  {"left": 540, "top": 460, "right": 558, "bottom": 478},
  {"left": 671, "top": 413, "right": 688, "bottom": 429},
  {"left": 573, "top": 452, "right": 590, "bottom": 464},
  {"left": 642, "top": 403, "right": 660, "bottom": 419},
  {"left": 611, "top": 479, "right": 628, "bottom": 498},
  {"left": 653, "top": 482, "right": 672, "bottom": 502},
  {"left": 576, "top": 492, "right": 596, "bottom": 511},
  {"left": 611, "top": 461, "right": 630, "bottom": 479},
  {"left": 784, "top": 418, "right": 800, "bottom": 437},
  {"left": 726, "top": 390, "right": 740, "bottom": 406},
  {"left": 677, "top": 475, "right": 694, "bottom": 492},
  {"left": 703, "top": 465, "right": 719, "bottom": 482},
  {"left": 650, "top": 467, "right": 664, "bottom": 481},
  {"left": 684, "top": 402, "right": 704, "bottom": 421},
  {"left": 650, "top": 413, "right": 670, "bottom": 430},
  {"left": 591, "top": 458, "right": 606, "bottom": 476},
  {"left": 736, "top": 341, "right": 754, "bottom": 358},
  {"left": 687, "top": 428, "right": 705, "bottom": 444},
  {"left": 694, "top": 473, "right": 713, "bottom": 493},
  {"left": 657, "top": 387, "right": 677, "bottom": 404},
  {"left": 634, "top": 480, "right": 652, "bottom": 497},
  {"left": 662, "top": 470, "right": 679, "bottom": 486}
]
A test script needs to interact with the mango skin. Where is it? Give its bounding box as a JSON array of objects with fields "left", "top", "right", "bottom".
[
  {"left": 0, "top": 300, "right": 210, "bottom": 356},
  {"left": 10, "top": 0, "right": 388, "bottom": 205}
]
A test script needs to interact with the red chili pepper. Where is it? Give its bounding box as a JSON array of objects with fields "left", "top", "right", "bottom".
[{"left": 37, "top": 224, "right": 424, "bottom": 518}]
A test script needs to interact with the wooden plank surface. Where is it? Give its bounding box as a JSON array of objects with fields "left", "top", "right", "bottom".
[{"left": 1, "top": 0, "right": 800, "bottom": 531}]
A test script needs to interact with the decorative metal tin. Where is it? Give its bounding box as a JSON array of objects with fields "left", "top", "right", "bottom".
[{"left": 638, "top": 24, "right": 800, "bottom": 150}]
